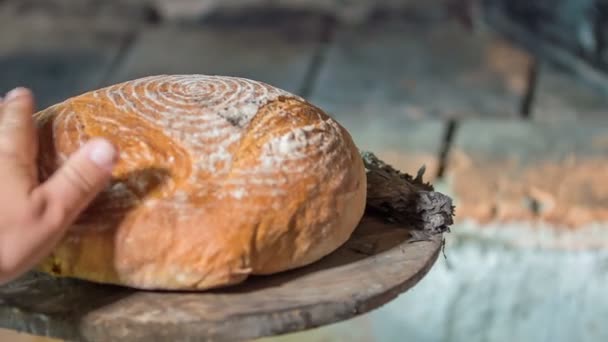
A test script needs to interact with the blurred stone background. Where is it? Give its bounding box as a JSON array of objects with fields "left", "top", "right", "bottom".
[{"left": 1, "top": 0, "right": 607, "bottom": 341}]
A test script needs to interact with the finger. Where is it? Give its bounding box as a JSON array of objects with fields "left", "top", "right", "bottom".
[
  {"left": 0, "top": 221, "right": 68, "bottom": 284},
  {"left": 0, "top": 139, "right": 118, "bottom": 283},
  {"left": 0, "top": 87, "right": 37, "bottom": 164},
  {"left": 35, "top": 138, "right": 118, "bottom": 227}
]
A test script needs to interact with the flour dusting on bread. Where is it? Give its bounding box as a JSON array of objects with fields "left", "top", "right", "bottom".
[{"left": 34, "top": 74, "right": 367, "bottom": 291}]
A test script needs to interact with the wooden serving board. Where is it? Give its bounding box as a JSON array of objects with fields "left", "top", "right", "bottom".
[{"left": 0, "top": 215, "right": 442, "bottom": 342}]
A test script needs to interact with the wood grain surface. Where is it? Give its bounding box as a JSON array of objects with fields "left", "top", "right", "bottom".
[{"left": 0, "top": 216, "right": 442, "bottom": 342}]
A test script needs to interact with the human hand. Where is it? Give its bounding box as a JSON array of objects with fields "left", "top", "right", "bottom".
[{"left": 0, "top": 88, "right": 118, "bottom": 284}]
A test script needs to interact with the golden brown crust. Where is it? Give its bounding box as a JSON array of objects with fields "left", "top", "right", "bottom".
[{"left": 34, "top": 75, "right": 367, "bottom": 290}]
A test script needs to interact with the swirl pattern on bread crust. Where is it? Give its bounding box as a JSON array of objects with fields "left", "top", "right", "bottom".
[{"left": 35, "top": 75, "right": 367, "bottom": 290}]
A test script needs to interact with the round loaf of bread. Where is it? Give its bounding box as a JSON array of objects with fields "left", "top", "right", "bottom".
[{"left": 34, "top": 75, "right": 367, "bottom": 290}]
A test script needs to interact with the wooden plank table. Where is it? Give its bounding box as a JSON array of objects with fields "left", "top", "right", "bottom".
[{"left": 0, "top": 216, "right": 443, "bottom": 342}]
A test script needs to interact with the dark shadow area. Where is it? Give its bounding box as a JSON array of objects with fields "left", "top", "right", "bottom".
[
  {"left": 436, "top": 119, "right": 459, "bottom": 179},
  {"left": 143, "top": 4, "right": 162, "bottom": 25},
  {"left": 520, "top": 59, "right": 539, "bottom": 119},
  {"left": 74, "top": 167, "right": 172, "bottom": 225}
]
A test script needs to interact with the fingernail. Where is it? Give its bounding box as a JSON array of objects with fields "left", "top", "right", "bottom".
[
  {"left": 5, "top": 87, "right": 31, "bottom": 102},
  {"left": 87, "top": 139, "right": 117, "bottom": 171}
]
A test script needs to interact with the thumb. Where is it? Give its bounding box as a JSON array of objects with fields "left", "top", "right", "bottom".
[{"left": 37, "top": 138, "right": 118, "bottom": 226}]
